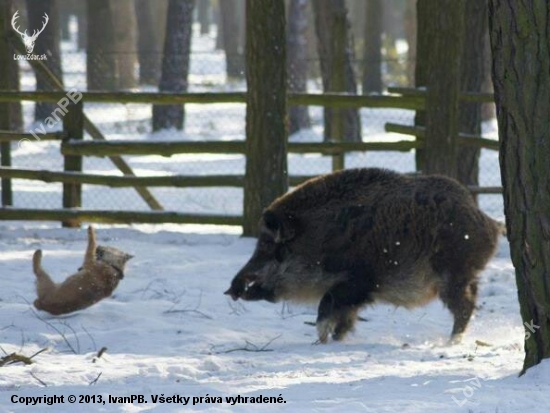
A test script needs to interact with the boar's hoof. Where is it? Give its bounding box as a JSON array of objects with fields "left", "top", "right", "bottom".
[
  {"left": 449, "top": 333, "right": 463, "bottom": 345},
  {"left": 316, "top": 319, "right": 335, "bottom": 344},
  {"left": 316, "top": 310, "right": 357, "bottom": 343}
]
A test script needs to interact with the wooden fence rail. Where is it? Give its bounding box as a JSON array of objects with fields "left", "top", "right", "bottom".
[
  {"left": 384, "top": 123, "right": 500, "bottom": 151},
  {"left": 61, "top": 139, "right": 421, "bottom": 158},
  {"left": 0, "top": 91, "right": 424, "bottom": 110},
  {"left": 0, "top": 208, "right": 242, "bottom": 226}
]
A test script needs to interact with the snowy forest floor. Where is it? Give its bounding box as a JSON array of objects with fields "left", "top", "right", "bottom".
[{"left": 0, "top": 224, "right": 548, "bottom": 412}]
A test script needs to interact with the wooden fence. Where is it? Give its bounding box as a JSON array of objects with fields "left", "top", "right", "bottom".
[{"left": 0, "top": 87, "right": 500, "bottom": 227}]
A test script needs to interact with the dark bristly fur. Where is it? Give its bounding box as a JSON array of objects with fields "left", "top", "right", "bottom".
[
  {"left": 33, "top": 226, "right": 133, "bottom": 315},
  {"left": 225, "top": 168, "right": 501, "bottom": 343}
]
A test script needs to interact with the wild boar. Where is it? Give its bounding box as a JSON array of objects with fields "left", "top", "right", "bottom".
[{"left": 225, "top": 168, "right": 501, "bottom": 343}]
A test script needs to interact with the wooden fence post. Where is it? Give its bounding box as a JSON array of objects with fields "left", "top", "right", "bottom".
[{"left": 62, "top": 101, "right": 84, "bottom": 227}]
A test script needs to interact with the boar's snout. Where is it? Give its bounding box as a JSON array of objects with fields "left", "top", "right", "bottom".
[{"left": 224, "top": 270, "right": 259, "bottom": 301}]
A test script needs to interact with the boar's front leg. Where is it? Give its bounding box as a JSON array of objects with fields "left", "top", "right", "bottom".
[{"left": 316, "top": 278, "right": 374, "bottom": 343}]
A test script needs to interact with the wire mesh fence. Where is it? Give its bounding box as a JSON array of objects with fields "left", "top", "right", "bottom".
[{"left": 9, "top": 25, "right": 503, "bottom": 221}]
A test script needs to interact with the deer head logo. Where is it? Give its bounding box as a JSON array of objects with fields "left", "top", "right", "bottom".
[{"left": 11, "top": 10, "right": 49, "bottom": 54}]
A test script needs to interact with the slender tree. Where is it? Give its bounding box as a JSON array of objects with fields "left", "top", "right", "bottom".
[
  {"left": 197, "top": 0, "right": 210, "bottom": 35},
  {"left": 111, "top": 0, "right": 137, "bottom": 89},
  {"left": 489, "top": 0, "right": 550, "bottom": 374},
  {"left": 152, "top": 0, "right": 195, "bottom": 131},
  {"left": 220, "top": 0, "right": 245, "bottom": 78},
  {"left": 75, "top": 0, "right": 86, "bottom": 50},
  {"left": 312, "top": 0, "right": 361, "bottom": 143},
  {"left": 26, "top": 0, "right": 63, "bottom": 121},
  {"left": 135, "top": 0, "right": 160, "bottom": 85},
  {"left": 404, "top": 0, "right": 416, "bottom": 86},
  {"left": 287, "top": 0, "right": 310, "bottom": 134},
  {"left": 362, "top": 0, "right": 383, "bottom": 94},
  {"left": 413, "top": 0, "right": 428, "bottom": 171},
  {"left": 243, "top": 0, "right": 287, "bottom": 236},
  {"left": 423, "top": 0, "right": 464, "bottom": 178},
  {"left": 457, "top": 0, "right": 487, "bottom": 198},
  {"left": 87, "top": 0, "right": 117, "bottom": 90}
]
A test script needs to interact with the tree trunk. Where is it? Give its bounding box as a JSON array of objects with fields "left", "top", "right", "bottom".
[
  {"left": 214, "top": 2, "right": 223, "bottom": 50},
  {"left": 152, "top": 0, "right": 195, "bottom": 131},
  {"left": 87, "top": 0, "right": 118, "bottom": 90},
  {"left": 220, "top": 0, "right": 245, "bottom": 78},
  {"left": 135, "top": 0, "right": 160, "bottom": 85},
  {"left": 243, "top": 0, "right": 287, "bottom": 236},
  {"left": 404, "top": 0, "right": 416, "bottom": 86},
  {"left": 287, "top": 0, "right": 310, "bottom": 134},
  {"left": 362, "top": 0, "right": 383, "bottom": 94},
  {"left": 457, "top": 0, "right": 487, "bottom": 199},
  {"left": 197, "top": 0, "right": 210, "bottom": 35},
  {"left": 58, "top": 2, "right": 70, "bottom": 41},
  {"left": 0, "top": 0, "right": 22, "bottom": 206},
  {"left": 414, "top": 0, "right": 430, "bottom": 171},
  {"left": 26, "top": 0, "right": 63, "bottom": 121},
  {"left": 312, "top": 0, "right": 361, "bottom": 143},
  {"left": 489, "top": 0, "right": 550, "bottom": 375},
  {"left": 75, "top": 0, "right": 86, "bottom": 50},
  {"left": 481, "top": 31, "right": 496, "bottom": 121},
  {"left": 111, "top": 0, "right": 137, "bottom": 89},
  {"left": 420, "top": 0, "right": 464, "bottom": 178}
]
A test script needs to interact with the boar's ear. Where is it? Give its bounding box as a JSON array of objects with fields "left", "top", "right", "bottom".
[{"left": 262, "top": 210, "right": 297, "bottom": 243}]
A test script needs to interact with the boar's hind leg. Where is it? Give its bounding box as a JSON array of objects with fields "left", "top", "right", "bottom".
[
  {"left": 316, "top": 281, "right": 373, "bottom": 343},
  {"left": 440, "top": 278, "right": 478, "bottom": 342}
]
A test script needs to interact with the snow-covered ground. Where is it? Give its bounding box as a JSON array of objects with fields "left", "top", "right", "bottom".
[
  {"left": 0, "top": 224, "right": 547, "bottom": 413},
  {"left": 2, "top": 22, "right": 545, "bottom": 413}
]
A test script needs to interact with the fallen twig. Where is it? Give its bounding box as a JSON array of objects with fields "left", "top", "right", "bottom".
[
  {"left": 30, "top": 372, "right": 48, "bottom": 387},
  {"left": 89, "top": 372, "right": 102, "bottom": 386},
  {"left": 211, "top": 334, "right": 282, "bottom": 354}
]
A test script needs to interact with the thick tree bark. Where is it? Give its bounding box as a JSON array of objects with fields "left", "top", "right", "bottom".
[
  {"left": 422, "top": 0, "right": 464, "bottom": 178},
  {"left": 312, "top": 0, "right": 361, "bottom": 143},
  {"left": 243, "top": 0, "right": 287, "bottom": 236},
  {"left": 135, "top": 0, "right": 160, "bottom": 85},
  {"left": 457, "top": 0, "right": 487, "bottom": 199},
  {"left": 362, "top": 0, "right": 383, "bottom": 94},
  {"left": 489, "top": 0, "right": 550, "bottom": 374},
  {"left": 220, "top": 0, "right": 245, "bottom": 78},
  {"left": 87, "top": 0, "right": 118, "bottom": 90},
  {"left": 111, "top": 0, "right": 137, "bottom": 89},
  {"left": 197, "top": 0, "right": 210, "bottom": 35},
  {"left": 26, "top": 0, "right": 63, "bottom": 121},
  {"left": 287, "top": 0, "right": 310, "bottom": 134},
  {"left": 152, "top": 0, "right": 195, "bottom": 131}
]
